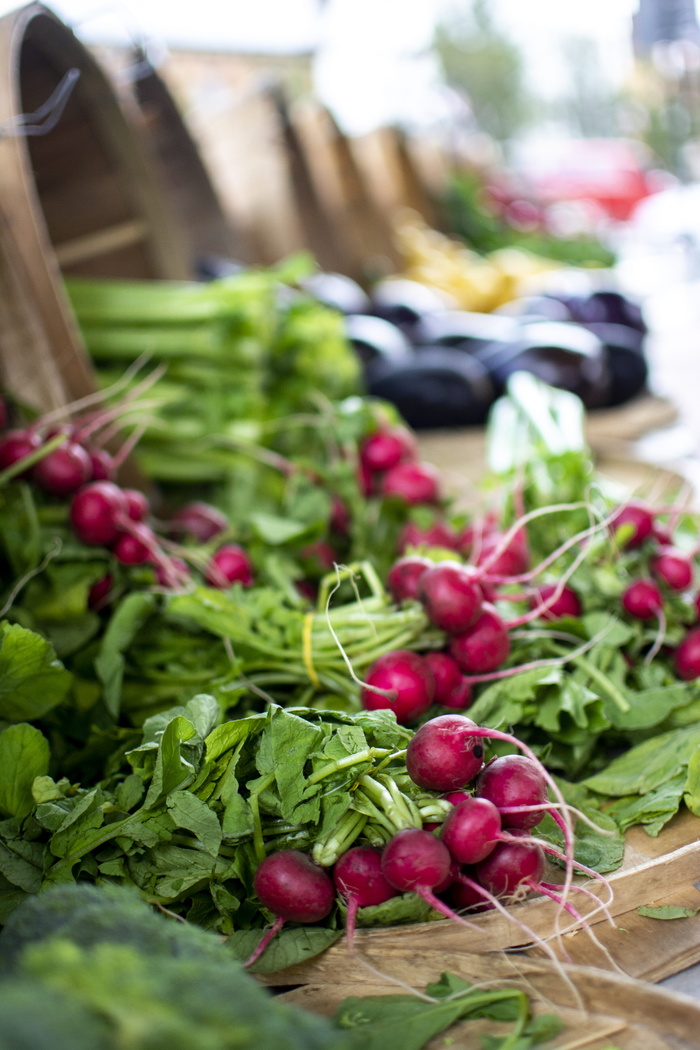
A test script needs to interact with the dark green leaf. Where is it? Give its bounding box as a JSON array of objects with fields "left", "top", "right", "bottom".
[
  {"left": 227, "top": 925, "right": 341, "bottom": 973},
  {"left": 0, "top": 622, "right": 72, "bottom": 722},
  {"left": 0, "top": 723, "right": 50, "bottom": 818}
]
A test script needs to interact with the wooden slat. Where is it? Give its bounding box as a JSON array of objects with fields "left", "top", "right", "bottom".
[{"left": 53, "top": 218, "right": 148, "bottom": 267}]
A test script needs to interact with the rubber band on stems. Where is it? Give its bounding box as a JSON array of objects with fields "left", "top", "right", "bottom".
[{"left": 0, "top": 69, "right": 80, "bottom": 138}]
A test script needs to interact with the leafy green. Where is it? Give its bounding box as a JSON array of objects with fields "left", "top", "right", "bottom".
[{"left": 0, "top": 621, "right": 72, "bottom": 722}]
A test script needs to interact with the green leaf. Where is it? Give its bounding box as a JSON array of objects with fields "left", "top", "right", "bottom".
[
  {"left": 143, "top": 716, "right": 197, "bottom": 809},
  {"left": 683, "top": 746, "right": 700, "bottom": 817},
  {"left": 249, "top": 511, "right": 313, "bottom": 545},
  {"left": 637, "top": 904, "right": 700, "bottom": 920},
  {"left": 204, "top": 713, "right": 267, "bottom": 764},
  {"left": 94, "top": 591, "right": 157, "bottom": 718},
  {"left": 603, "top": 773, "right": 686, "bottom": 836},
  {"left": 0, "top": 723, "right": 50, "bottom": 818},
  {"left": 166, "top": 791, "right": 222, "bottom": 857},
  {"left": 582, "top": 725, "right": 700, "bottom": 796},
  {"left": 227, "top": 926, "right": 342, "bottom": 973},
  {"left": 0, "top": 621, "right": 72, "bottom": 722}
]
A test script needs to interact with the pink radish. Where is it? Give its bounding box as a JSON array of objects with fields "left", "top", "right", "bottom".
[
  {"left": 87, "top": 446, "right": 116, "bottom": 482},
  {"left": 386, "top": 555, "right": 432, "bottom": 603},
  {"left": 474, "top": 754, "right": 548, "bottom": 830},
  {"left": 381, "top": 461, "right": 441, "bottom": 505},
  {"left": 244, "top": 849, "right": 335, "bottom": 968},
  {"left": 530, "top": 582, "right": 582, "bottom": 620},
  {"left": 332, "top": 846, "right": 398, "bottom": 949},
  {"left": 405, "top": 713, "right": 485, "bottom": 791},
  {"left": 31, "top": 440, "right": 92, "bottom": 497},
  {"left": 448, "top": 604, "right": 511, "bottom": 674},
  {"left": 359, "top": 425, "right": 417, "bottom": 474},
  {"left": 397, "top": 518, "right": 459, "bottom": 553},
  {"left": 417, "top": 560, "right": 484, "bottom": 634},
  {"left": 112, "top": 523, "right": 155, "bottom": 566},
  {"left": 205, "top": 543, "right": 254, "bottom": 588},
  {"left": 621, "top": 578, "right": 663, "bottom": 620},
  {"left": 380, "top": 827, "right": 475, "bottom": 928},
  {"left": 122, "top": 488, "right": 150, "bottom": 522},
  {"left": 440, "top": 796, "right": 502, "bottom": 864},
  {"left": 70, "top": 481, "right": 129, "bottom": 547},
  {"left": 610, "top": 500, "right": 655, "bottom": 549},
  {"left": 651, "top": 546, "right": 694, "bottom": 591},
  {"left": 473, "top": 834, "right": 546, "bottom": 901},
  {"left": 674, "top": 627, "right": 700, "bottom": 680},
  {"left": 360, "top": 649, "right": 435, "bottom": 725},
  {"left": 169, "top": 501, "right": 229, "bottom": 542},
  {"left": 0, "top": 428, "right": 41, "bottom": 476}
]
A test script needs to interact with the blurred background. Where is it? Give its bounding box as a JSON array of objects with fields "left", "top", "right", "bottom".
[{"left": 9, "top": 0, "right": 700, "bottom": 486}]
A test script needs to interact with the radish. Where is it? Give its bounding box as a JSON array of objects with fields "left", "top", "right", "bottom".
[
  {"left": 205, "top": 543, "right": 254, "bottom": 588},
  {"left": 70, "top": 480, "right": 129, "bottom": 547},
  {"left": 440, "top": 796, "right": 502, "bottom": 864},
  {"left": 530, "top": 582, "right": 582, "bottom": 620},
  {"left": 359, "top": 424, "right": 417, "bottom": 474},
  {"left": 621, "top": 578, "right": 663, "bottom": 620},
  {"left": 448, "top": 604, "right": 511, "bottom": 674},
  {"left": 610, "top": 499, "right": 655, "bottom": 549},
  {"left": 651, "top": 546, "right": 694, "bottom": 592},
  {"left": 0, "top": 428, "right": 41, "bottom": 476},
  {"left": 168, "top": 500, "right": 229, "bottom": 542},
  {"left": 244, "top": 849, "right": 335, "bottom": 968},
  {"left": 423, "top": 651, "right": 463, "bottom": 703},
  {"left": 122, "top": 487, "right": 150, "bottom": 522},
  {"left": 360, "top": 649, "right": 435, "bottom": 725},
  {"left": 87, "top": 446, "right": 116, "bottom": 481},
  {"left": 329, "top": 494, "right": 351, "bottom": 535},
  {"left": 31, "top": 440, "right": 92, "bottom": 497},
  {"left": 472, "top": 834, "right": 546, "bottom": 902},
  {"left": 386, "top": 554, "right": 432, "bottom": 603},
  {"left": 112, "top": 523, "right": 155, "bottom": 566},
  {"left": 380, "top": 827, "right": 476, "bottom": 928},
  {"left": 332, "top": 846, "right": 398, "bottom": 950},
  {"left": 474, "top": 754, "right": 548, "bottom": 830},
  {"left": 397, "top": 518, "right": 459, "bottom": 553},
  {"left": 476, "top": 528, "right": 529, "bottom": 579},
  {"left": 440, "top": 676, "right": 473, "bottom": 710},
  {"left": 381, "top": 461, "right": 441, "bottom": 505},
  {"left": 674, "top": 627, "right": 700, "bottom": 680},
  {"left": 405, "top": 713, "right": 485, "bottom": 792},
  {"left": 87, "top": 573, "right": 114, "bottom": 612},
  {"left": 417, "top": 560, "right": 484, "bottom": 634}
]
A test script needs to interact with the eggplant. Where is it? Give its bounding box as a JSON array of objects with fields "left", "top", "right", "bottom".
[
  {"left": 411, "top": 309, "right": 520, "bottom": 352},
  {"left": 365, "top": 346, "right": 496, "bottom": 429},
  {"left": 343, "top": 313, "right": 413, "bottom": 369},
  {"left": 582, "top": 321, "right": 649, "bottom": 406},
  {"left": 301, "top": 271, "right": 371, "bottom": 315},
  {"left": 369, "top": 278, "right": 455, "bottom": 337},
  {"left": 562, "top": 289, "right": 647, "bottom": 335},
  {"left": 473, "top": 321, "right": 611, "bottom": 409},
  {"left": 493, "top": 294, "right": 573, "bottom": 323}
]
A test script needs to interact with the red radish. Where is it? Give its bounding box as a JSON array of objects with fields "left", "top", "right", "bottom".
[
  {"left": 476, "top": 528, "right": 529, "bottom": 579},
  {"left": 70, "top": 481, "right": 129, "bottom": 547},
  {"left": 674, "top": 627, "right": 700, "bottom": 680},
  {"left": 443, "top": 789, "right": 471, "bottom": 806},
  {"left": 651, "top": 547, "right": 694, "bottom": 592},
  {"left": 386, "top": 555, "right": 432, "bottom": 603},
  {"left": 87, "top": 573, "right": 114, "bottom": 611},
  {"left": 0, "top": 428, "right": 41, "bottom": 475},
  {"left": 473, "top": 835, "right": 546, "bottom": 901},
  {"left": 621, "top": 578, "right": 663, "bottom": 620},
  {"left": 359, "top": 425, "right": 417, "bottom": 473},
  {"left": 153, "top": 555, "right": 190, "bottom": 588},
  {"left": 417, "top": 560, "right": 484, "bottom": 633},
  {"left": 397, "top": 518, "right": 459, "bottom": 553},
  {"left": 112, "top": 523, "right": 155, "bottom": 566},
  {"left": 332, "top": 846, "right": 398, "bottom": 949},
  {"left": 405, "top": 713, "right": 485, "bottom": 792},
  {"left": 87, "top": 446, "right": 116, "bottom": 481},
  {"left": 440, "top": 676, "right": 473, "bottom": 710},
  {"left": 610, "top": 500, "right": 655, "bottom": 549},
  {"left": 448, "top": 604, "right": 510, "bottom": 674},
  {"left": 381, "top": 461, "right": 441, "bottom": 505},
  {"left": 330, "top": 494, "right": 351, "bottom": 535},
  {"left": 530, "top": 582, "right": 582, "bottom": 620},
  {"left": 31, "top": 440, "right": 92, "bottom": 497},
  {"left": 205, "top": 543, "right": 254, "bottom": 588},
  {"left": 423, "top": 651, "right": 463, "bottom": 704},
  {"left": 360, "top": 649, "right": 435, "bottom": 725},
  {"left": 474, "top": 754, "right": 548, "bottom": 830},
  {"left": 244, "top": 849, "right": 335, "bottom": 968},
  {"left": 445, "top": 875, "right": 492, "bottom": 912},
  {"left": 122, "top": 488, "right": 150, "bottom": 522},
  {"left": 169, "top": 501, "right": 229, "bottom": 542},
  {"left": 440, "top": 796, "right": 502, "bottom": 864},
  {"left": 357, "top": 458, "right": 375, "bottom": 497},
  {"left": 380, "top": 828, "right": 477, "bottom": 929}
]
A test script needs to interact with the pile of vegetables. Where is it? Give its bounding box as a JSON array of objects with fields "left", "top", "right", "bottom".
[{"left": 4, "top": 264, "right": 700, "bottom": 1048}]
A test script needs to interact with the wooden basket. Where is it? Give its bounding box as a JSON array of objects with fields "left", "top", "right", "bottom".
[{"left": 0, "top": 2, "right": 192, "bottom": 414}]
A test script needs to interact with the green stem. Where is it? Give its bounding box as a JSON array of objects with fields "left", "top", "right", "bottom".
[
  {"left": 312, "top": 809, "right": 368, "bottom": 866},
  {"left": 571, "top": 653, "right": 631, "bottom": 713},
  {"left": 307, "top": 747, "right": 391, "bottom": 786}
]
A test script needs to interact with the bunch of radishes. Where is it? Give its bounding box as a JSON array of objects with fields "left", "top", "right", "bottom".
[
  {"left": 0, "top": 401, "right": 257, "bottom": 598},
  {"left": 244, "top": 714, "right": 592, "bottom": 968}
]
